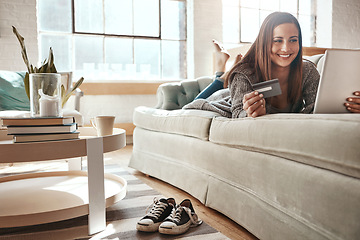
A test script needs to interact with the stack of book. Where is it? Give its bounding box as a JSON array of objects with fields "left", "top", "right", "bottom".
[{"left": 1, "top": 117, "right": 79, "bottom": 143}]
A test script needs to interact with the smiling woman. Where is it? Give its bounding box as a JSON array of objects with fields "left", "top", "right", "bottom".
[
  {"left": 269, "top": 22, "right": 300, "bottom": 110},
  {"left": 183, "top": 12, "right": 319, "bottom": 118},
  {"left": 270, "top": 23, "right": 300, "bottom": 69},
  {"left": 223, "top": 12, "right": 318, "bottom": 118}
]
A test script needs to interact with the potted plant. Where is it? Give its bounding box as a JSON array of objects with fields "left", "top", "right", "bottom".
[{"left": 12, "top": 26, "right": 84, "bottom": 108}]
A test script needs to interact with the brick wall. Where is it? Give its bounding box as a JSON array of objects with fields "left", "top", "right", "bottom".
[
  {"left": 0, "top": 0, "right": 38, "bottom": 71},
  {"left": 191, "top": 0, "right": 223, "bottom": 78}
]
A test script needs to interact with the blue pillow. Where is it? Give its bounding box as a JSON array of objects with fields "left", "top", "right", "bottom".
[{"left": 0, "top": 71, "right": 30, "bottom": 111}]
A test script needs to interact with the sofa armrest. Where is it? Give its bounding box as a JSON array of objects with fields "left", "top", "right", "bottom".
[{"left": 155, "top": 76, "right": 213, "bottom": 110}]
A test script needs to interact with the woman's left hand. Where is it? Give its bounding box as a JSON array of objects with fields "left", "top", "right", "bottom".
[{"left": 345, "top": 91, "right": 360, "bottom": 113}]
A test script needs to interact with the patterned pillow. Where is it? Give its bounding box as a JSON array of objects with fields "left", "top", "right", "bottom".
[{"left": 0, "top": 71, "right": 30, "bottom": 111}]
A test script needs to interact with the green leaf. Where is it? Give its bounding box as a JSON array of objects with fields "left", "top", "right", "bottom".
[
  {"left": 12, "top": 26, "right": 31, "bottom": 73},
  {"left": 38, "top": 65, "right": 44, "bottom": 73},
  {"left": 72, "top": 77, "right": 84, "bottom": 92},
  {"left": 61, "top": 85, "right": 67, "bottom": 107},
  {"left": 50, "top": 64, "right": 57, "bottom": 73},
  {"left": 48, "top": 48, "right": 54, "bottom": 65},
  {"left": 62, "top": 77, "right": 84, "bottom": 107},
  {"left": 24, "top": 72, "right": 30, "bottom": 99},
  {"left": 61, "top": 85, "right": 66, "bottom": 98}
]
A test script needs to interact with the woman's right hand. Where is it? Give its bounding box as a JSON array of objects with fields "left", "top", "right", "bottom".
[
  {"left": 344, "top": 91, "right": 360, "bottom": 113},
  {"left": 243, "top": 91, "right": 266, "bottom": 118}
]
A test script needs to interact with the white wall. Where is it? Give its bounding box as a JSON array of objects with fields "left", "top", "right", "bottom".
[
  {"left": 315, "top": 0, "right": 360, "bottom": 49},
  {"left": 332, "top": 0, "right": 360, "bottom": 48},
  {"left": 189, "top": 0, "right": 223, "bottom": 78},
  {"left": 66, "top": 95, "right": 157, "bottom": 125},
  {"left": 316, "top": 0, "right": 333, "bottom": 47},
  {"left": 0, "top": 0, "right": 38, "bottom": 71}
]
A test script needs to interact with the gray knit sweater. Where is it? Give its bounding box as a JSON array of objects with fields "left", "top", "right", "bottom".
[{"left": 183, "top": 60, "right": 320, "bottom": 118}]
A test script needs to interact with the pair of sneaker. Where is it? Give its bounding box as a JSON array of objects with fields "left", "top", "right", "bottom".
[{"left": 136, "top": 197, "right": 203, "bottom": 235}]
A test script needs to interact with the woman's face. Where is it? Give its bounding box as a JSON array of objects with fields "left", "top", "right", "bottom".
[{"left": 270, "top": 23, "right": 300, "bottom": 69}]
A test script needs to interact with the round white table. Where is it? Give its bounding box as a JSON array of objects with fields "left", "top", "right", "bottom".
[{"left": 0, "top": 127, "right": 127, "bottom": 235}]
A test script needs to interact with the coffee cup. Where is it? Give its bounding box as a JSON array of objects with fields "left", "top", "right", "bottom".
[{"left": 90, "top": 116, "right": 115, "bottom": 136}]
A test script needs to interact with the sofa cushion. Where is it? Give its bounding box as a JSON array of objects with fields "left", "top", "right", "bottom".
[
  {"left": 0, "top": 71, "right": 30, "bottom": 111},
  {"left": 155, "top": 76, "right": 213, "bottom": 110},
  {"left": 133, "top": 106, "right": 220, "bottom": 140},
  {"left": 209, "top": 114, "right": 360, "bottom": 178}
]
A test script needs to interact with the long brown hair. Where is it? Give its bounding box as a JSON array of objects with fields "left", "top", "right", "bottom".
[{"left": 225, "top": 12, "right": 303, "bottom": 104}]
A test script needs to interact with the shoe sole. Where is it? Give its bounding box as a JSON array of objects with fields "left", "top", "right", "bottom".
[
  {"left": 136, "top": 222, "right": 161, "bottom": 232},
  {"left": 159, "top": 221, "right": 191, "bottom": 235}
]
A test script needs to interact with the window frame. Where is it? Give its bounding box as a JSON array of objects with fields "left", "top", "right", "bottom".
[
  {"left": 222, "top": 0, "right": 317, "bottom": 46},
  {"left": 71, "top": 0, "right": 163, "bottom": 39},
  {"left": 37, "top": 0, "right": 187, "bottom": 81}
]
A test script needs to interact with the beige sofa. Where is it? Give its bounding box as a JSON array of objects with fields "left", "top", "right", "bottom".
[{"left": 129, "top": 55, "right": 360, "bottom": 240}]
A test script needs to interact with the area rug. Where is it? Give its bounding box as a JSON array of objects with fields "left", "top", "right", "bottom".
[{"left": 0, "top": 164, "right": 229, "bottom": 240}]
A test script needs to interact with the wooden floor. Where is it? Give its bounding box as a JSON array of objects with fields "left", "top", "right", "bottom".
[{"left": 0, "top": 144, "right": 258, "bottom": 240}]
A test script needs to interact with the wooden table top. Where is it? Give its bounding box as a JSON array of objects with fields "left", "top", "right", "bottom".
[{"left": 0, "top": 127, "right": 126, "bottom": 163}]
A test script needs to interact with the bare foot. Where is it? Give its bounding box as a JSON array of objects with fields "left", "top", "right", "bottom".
[
  {"left": 213, "top": 39, "right": 230, "bottom": 72},
  {"left": 219, "top": 53, "right": 243, "bottom": 80},
  {"left": 234, "top": 53, "right": 243, "bottom": 65}
]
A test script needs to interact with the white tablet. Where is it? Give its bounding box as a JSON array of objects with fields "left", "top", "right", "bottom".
[{"left": 314, "top": 49, "right": 360, "bottom": 113}]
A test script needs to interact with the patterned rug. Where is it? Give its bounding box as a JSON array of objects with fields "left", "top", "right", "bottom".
[{"left": 0, "top": 164, "right": 229, "bottom": 240}]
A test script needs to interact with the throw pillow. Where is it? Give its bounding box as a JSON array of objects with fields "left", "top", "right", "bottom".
[{"left": 0, "top": 71, "right": 30, "bottom": 111}]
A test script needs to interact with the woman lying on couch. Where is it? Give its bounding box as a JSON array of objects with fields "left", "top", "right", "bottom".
[{"left": 185, "top": 12, "right": 360, "bottom": 117}]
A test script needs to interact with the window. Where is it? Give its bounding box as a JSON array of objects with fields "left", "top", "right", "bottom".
[
  {"left": 222, "top": 0, "right": 316, "bottom": 47},
  {"left": 37, "top": 0, "right": 187, "bottom": 81}
]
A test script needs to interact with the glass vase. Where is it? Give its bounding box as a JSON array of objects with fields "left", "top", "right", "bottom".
[{"left": 29, "top": 73, "right": 62, "bottom": 118}]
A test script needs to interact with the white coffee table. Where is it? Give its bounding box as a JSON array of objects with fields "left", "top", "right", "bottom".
[{"left": 0, "top": 127, "right": 127, "bottom": 235}]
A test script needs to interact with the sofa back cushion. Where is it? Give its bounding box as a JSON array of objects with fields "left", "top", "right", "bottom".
[
  {"left": 0, "top": 71, "right": 30, "bottom": 111},
  {"left": 155, "top": 76, "right": 213, "bottom": 110},
  {"left": 209, "top": 114, "right": 360, "bottom": 179},
  {"left": 304, "top": 54, "right": 325, "bottom": 74}
]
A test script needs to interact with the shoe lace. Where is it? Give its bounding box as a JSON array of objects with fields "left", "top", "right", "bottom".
[
  {"left": 145, "top": 197, "right": 168, "bottom": 219},
  {"left": 168, "top": 205, "right": 183, "bottom": 223},
  {"left": 168, "top": 205, "right": 201, "bottom": 226},
  {"left": 183, "top": 207, "right": 202, "bottom": 225}
]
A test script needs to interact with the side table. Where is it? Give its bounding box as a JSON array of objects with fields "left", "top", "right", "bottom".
[{"left": 0, "top": 127, "right": 126, "bottom": 235}]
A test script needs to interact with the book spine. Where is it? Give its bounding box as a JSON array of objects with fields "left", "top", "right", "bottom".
[
  {"left": 2, "top": 117, "right": 75, "bottom": 127},
  {"left": 7, "top": 123, "right": 77, "bottom": 135}
]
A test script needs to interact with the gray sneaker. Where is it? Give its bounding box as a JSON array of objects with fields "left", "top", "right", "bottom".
[
  {"left": 136, "top": 197, "right": 176, "bottom": 232},
  {"left": 159, "top": 199, "right": 202, "bottom": 235}
]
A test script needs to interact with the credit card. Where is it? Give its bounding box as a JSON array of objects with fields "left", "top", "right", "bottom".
[{"left": 251, "top": 78, "right": 282, "bottom": 98}]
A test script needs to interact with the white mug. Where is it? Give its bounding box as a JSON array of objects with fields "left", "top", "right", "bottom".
[{"left": 90, "top": 116, "right": 115, "bottom": 136}]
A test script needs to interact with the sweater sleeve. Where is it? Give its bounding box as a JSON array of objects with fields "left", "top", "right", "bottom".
[
  {"left": 229, "top": 72, "right": 254, "bottom": 118},
  {"left": 300, "top": 61, "right": 320, "bottom": 113}
]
